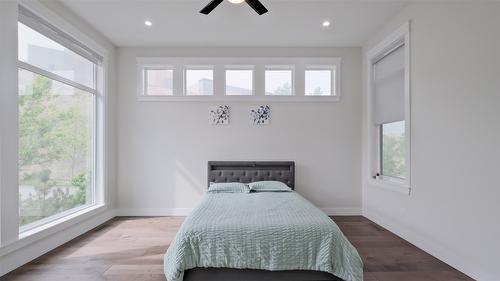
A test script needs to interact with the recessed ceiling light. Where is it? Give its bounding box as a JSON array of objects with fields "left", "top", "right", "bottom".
[
  {"left": 322, "top": 20, "right": 331, "bottom": 28},
  {"left": 228, "top": 0, "right": 245, "bottom": 4},
  {"left": 144, "top": 20, "right": 152, "bottom": 27}
]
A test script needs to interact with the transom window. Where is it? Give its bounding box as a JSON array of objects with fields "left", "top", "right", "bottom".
[
  {"left": 265, "top": 67, "right": 293, "bottom": 96},
  {"left": 225, "top": 67, "right": 253, "bottom": 96},
  {"left": 137, "top": 57, "right": 341, "bottom": 101},
  {"left": 305, "top": 67, "right": 335, "bottom": 96},
  {"left": 185, "top": 67, "right": 214, "bottom": 96},
  {"left": 144, "top": 68, "right": 173, "bottom": 96}
]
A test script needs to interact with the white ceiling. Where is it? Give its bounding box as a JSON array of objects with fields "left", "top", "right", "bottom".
[{"left": 56, "top": 0, "right": 409, "bottom": 47}]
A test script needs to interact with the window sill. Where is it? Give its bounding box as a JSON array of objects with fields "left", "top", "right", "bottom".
[
  {"left": 0, "top": 204, "right": 109, "bottom": 257},
  {"left": 19, "top": 204, "right": 97, "bottom": 233},
  {"left": 368, "top": 178, "right": 411, "bottom": 195},
  {"left": 136, "top": 95, "right": 340, "bottom": 103}
]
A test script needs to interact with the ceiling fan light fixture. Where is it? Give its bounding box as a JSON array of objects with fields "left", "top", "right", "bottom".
[{"left": 200, "top": 0, "right": 267, "bottom": 15}]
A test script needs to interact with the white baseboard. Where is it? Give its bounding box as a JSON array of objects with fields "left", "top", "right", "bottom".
[
  {"left": 115, "top": 207, "right": 362, "bottom": 217},
  {"left": 0, "top": 209, "right": 115, "bottom": 277},
  {"left": 363, "top": 208, "right": 494, "bottom": 281}
]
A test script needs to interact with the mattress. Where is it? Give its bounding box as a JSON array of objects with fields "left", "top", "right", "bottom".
[{"left": 164, "top": 192, "right": 363, "bottom": 281}]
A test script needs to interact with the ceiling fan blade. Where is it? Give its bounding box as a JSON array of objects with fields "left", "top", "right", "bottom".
[
  {"left": 200, "top": 0, "right": 224, "bottom": 14},
  {"left": 245, "top": 0, "right": 268, "bottom": 15}
]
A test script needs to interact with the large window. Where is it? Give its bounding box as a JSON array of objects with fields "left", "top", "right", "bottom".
[
  {"left": 17, "top": 9, "right": 101, "bottom": 230},
  {"left": 367, "top": 23, "right": 411, "bottom": 192}
]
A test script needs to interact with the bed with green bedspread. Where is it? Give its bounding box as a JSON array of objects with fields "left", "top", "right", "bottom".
[{"left": 164, "top": 192, "right": 363, "bottom": 281}]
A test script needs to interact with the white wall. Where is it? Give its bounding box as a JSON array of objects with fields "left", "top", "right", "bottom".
[
  {"left": 116, "top": 47, "right": 362, "bottom": 215},
  {"left": 0, "top": 0, "right": 20, "bottom": 247},
  {"left": 362, "top": 2, "right": 500, "bottom": 280}
]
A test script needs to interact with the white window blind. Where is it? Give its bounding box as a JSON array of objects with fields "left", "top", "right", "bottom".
[{"left": 373, "top": 44, "right": 405, "bottom": 125}]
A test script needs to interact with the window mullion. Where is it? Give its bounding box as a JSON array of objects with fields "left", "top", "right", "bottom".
[
  {"left": 379, "top": 125, "right": 384, "bottom": 176},
  {"left": 17, "top": 61, "right": 97, "bottom": 95}
]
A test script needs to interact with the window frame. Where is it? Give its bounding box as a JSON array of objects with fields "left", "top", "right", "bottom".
[
  {"left": 264, "top": 65, "right": 295, "bottom": 96},
  {"left": 136, "top": 57, "right": 341, "bottom": 102},
  {"left": 14, "top": 3, "right": 108, "bottom": 235},
  {"left": 224, "top": 65, "right": 254, "bottom": 96},
  {"left": 305, "top": 65, "right": 336, "bottom": 96},
  {"left": 366, "top": 22, "right": 411, "bottom": 194}
]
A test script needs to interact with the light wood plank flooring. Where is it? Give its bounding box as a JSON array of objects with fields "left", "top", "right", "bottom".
[{"left": 0, "top": 216, "right": 473, "bottom": 281}]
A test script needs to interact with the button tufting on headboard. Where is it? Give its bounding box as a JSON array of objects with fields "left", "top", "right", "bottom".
[{"left": 208, "top": 161, "right": 295, "bottom": 190}]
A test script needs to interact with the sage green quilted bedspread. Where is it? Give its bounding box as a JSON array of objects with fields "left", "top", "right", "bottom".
[{"left": 164, "top": 192, "right": 363, "bottom": 281}]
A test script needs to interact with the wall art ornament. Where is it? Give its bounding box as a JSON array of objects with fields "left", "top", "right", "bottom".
[
  {"left": 209, "top": 105, "right": 230, "bottom": 125},
  {"left": 250, "top": 105, "right": 271, "bottom": 125}
]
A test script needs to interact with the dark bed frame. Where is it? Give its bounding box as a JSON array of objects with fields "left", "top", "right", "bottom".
[
  {"left": 207, "top": 161, "right": 295, "bottom": 189},
  {"left": 181, "top": 161, "right": 342, "bottom": 281}
]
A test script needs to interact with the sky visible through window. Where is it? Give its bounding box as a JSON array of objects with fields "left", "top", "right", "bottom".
[
  {"left": 180, "top": 68, "right": 334, "bottom": 96},
  {"left": 383, "top": 120, "right": 405, "bottom": 135},
  {"left": 186, "top": 69, "right": 213, "bottom": 95},
  {"left": 146, "top": 69, "right": 173, "bottom": 96},
  {"left": 305, "top": 70, "right": 333, "bottom": 96},
  {"left": 226, "top": 69, "right": 253, "bottom": 95},
  {"left": 18, "top": 22, "right": 64, "bottom": 60},
  {"left": 18, "top": 22, "right": 95, "bottom": 89},
  {"left": 265, "top": 70, "right": 292, "bottom": 95}
]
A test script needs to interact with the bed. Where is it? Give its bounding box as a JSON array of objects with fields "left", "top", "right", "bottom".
[{"left": 164, "top": 161, "right": 363, "bottom": 281}]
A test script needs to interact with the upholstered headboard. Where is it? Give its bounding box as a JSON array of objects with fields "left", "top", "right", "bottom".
[{"left": 207, "top": 161, "right": 295, "bottom": 190}]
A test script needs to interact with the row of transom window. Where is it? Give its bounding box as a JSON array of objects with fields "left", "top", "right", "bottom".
[{"left": 140, "top": 66, "right": 336, "bottom": 97}]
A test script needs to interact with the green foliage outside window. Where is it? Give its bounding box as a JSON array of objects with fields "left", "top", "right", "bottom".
[
  {"left": 273, "top": 82, "right": 292, "bottom": 95},
  {"left": 312, "top": 87, "right": 324, "bottom": 95},
  {"left": 382, "top": 121, "right": 406, "bottom": 179},
  {"left": 19, "top": 72, "right": 92, "bottom": 227}
]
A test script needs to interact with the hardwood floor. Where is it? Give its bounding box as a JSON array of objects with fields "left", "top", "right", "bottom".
[{"left": 1, "top": 216, "right": 473, "bottom": 281}]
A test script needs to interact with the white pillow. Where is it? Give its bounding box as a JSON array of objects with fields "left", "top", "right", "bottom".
[
  {"left": 208, "top": 182, "right": 250, "bottom": 193},
  {"left": 248, "top": 181, "right": 291, "bottom": 192}
]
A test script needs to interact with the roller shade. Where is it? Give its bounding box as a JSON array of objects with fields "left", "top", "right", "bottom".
[
  {"left": 18, "top": 5, "right": 103, "bottom": 64},
  {"left": 373, "top": 44, "right": 405, "bottom": 125}
]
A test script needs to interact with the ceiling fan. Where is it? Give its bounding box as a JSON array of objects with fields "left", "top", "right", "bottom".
[{"left": 200, "top": 0, "right": 268, "bottom": 15}]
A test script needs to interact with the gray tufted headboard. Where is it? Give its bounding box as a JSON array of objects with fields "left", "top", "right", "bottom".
[{"left": 208, "top": 161, "right": 295, "bottom": 190}]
